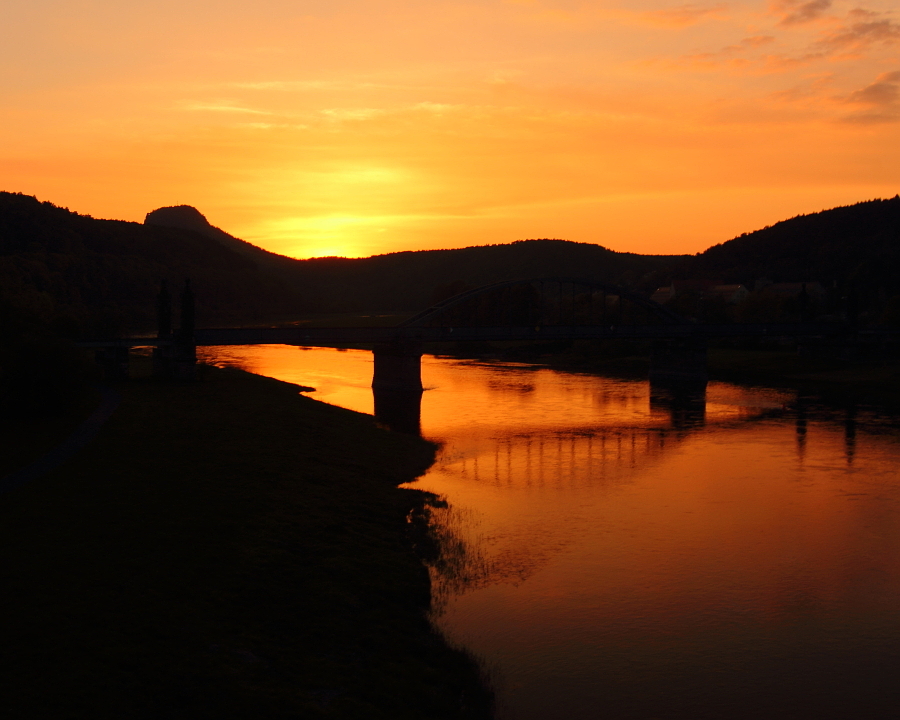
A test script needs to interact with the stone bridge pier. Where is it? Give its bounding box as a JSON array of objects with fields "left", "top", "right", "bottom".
[
  {"left": 372, "top": 340, "right": 423, "bottom": 392},
  {"left": 372, "top": 340, "right": 424, "bottom": 435},
  {"left": 649, "top": 337, "right": 708, "bottom": 389}
]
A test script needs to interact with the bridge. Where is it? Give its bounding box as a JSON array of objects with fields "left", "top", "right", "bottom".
[{"left": 84, "top": 277, "right": 874, "bottom": 431}]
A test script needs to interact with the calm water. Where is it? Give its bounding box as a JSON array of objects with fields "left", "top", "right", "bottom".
[{"left": 201, "top": 345, "right": 900, "bottom": 719}]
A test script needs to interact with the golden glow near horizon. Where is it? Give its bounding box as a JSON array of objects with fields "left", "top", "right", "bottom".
[{"left": 2, "top": 0, "right": 899, "bottom": 258}]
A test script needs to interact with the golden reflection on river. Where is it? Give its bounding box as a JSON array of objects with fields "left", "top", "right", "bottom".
[{"left": 200, "top": 346, "right": 900, "bottom": 720}]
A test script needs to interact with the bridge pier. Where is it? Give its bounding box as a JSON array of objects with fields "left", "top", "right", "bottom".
[
  {"left": 96, "top": 346, "right": 130, "bottom": 380},
  {"left": 174, "top": 280, "right": 197, "bottom": 380},
  {"left": 373, "top": 387, "right": 423, "bottom": 435},
  {"left": 650, "top": 384, "right": 706, "bottom": 429},
  {"left": 371, "top": 340, "right": 423, "bottom": 435},
  {"left": 152, "top": 280, "right": 174, "bottom": 378},
  {"left": 372, "top": 340, "right": 423, "bottom": 392},
  {"left": 649, "top": 338, "right": 708, "bottom": 389}
]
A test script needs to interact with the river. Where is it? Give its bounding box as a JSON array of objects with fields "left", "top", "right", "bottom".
[{"left": 200, "top": 345, "right": 900, "bottom": 719}]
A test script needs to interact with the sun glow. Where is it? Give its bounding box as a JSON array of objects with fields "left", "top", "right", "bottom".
[{"left": 251, "top": 214, "right": 397, "bottom": 259}]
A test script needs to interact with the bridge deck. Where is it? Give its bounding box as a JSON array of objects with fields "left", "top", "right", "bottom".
[{"left": 78, "top": 322, "right": 871, "bottom": 348}]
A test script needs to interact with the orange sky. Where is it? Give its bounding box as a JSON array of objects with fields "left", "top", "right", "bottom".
[{"left": 2, "top": 0, "right": 899, "bottom": 258}]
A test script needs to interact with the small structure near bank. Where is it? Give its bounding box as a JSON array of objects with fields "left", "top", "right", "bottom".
[{"left": 153, "top": 280, "right": 197, "bottom": 380}]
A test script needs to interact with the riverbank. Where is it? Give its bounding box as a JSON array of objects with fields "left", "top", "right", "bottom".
[{"left": 0, "top": 365, "right": 492, "bottom": 718}]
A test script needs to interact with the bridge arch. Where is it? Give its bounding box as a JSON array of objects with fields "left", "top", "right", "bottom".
[{"left": 399, "top": 277, "right": 688, "bottom": 329}]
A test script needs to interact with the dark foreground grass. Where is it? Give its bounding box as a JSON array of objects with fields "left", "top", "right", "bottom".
[
  {"left": 0, "top": 387, "right": 102, "bottom": 477},
  {"left": 0, "top": 366, "right": 492, "bottom": 719}
]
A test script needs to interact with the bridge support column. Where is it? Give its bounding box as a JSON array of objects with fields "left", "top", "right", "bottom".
[
  {"left": 373, "top": 388, "right": 423, "bottom": 436},
  {"left": 96, "top": 346, "right": 130, "bottom": 381},
  {"left": 649, "top": 338, "right": 708, "bottom": 389},
  {"left": 372, "top": 340, "right": 423, "bottom": 392},
  {"left": 173, "top": 280, "right": 197, "bottom": 381},
  {"left": 649, "top": 338, "right": 708, "bottom": 429},
  {"left": 372, "top": 340, "right": 423, "bottom": 435},
  {"left": 153, "top": 280, "right": 174, "bottom": 378}
]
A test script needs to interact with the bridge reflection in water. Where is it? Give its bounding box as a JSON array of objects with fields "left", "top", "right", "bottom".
[
  {"left": 372, "top": 387, "right": 424, "bottom": 435},
  {"left": 444, "top": 428, "right": 683, "bottom": 490}
]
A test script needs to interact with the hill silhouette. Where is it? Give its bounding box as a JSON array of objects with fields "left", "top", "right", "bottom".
[
  {"left": 673, "top": 196, "right": 900, "bottom": 323},
  {"left": 0, "top": 193, "right": 306, "bottom": 338},
  {"left": 144, "top": 205, "right": 305, "bottom": 275},
  {"left": 0, "top": 192, "right": 682, "bottom": 336},
  {"left": 2, "top": 191, "right": 900, "bottom": 342},
  {"left": 686, "top": 196, "right": 900, "bottom": 288},
  {"left": 294, "top": 240, "right": 682, "bottom": 313},
  {"left": 143, "top": 204, "right": 685, "bottom": 312}
]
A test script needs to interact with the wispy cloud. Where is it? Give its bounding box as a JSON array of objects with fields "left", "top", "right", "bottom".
[
  {"left": 682, "top": 35, "right": 777, "bottom": 68},
  {"left": 180, "top": 102, "right": 272, "bottom": 115},
  {"left": 815, "top": 16, "right": 900, "bottom": 55},
  {"left": 642, "top": 3, "right": 727, "bottom": 27},
  {"left": 320, "top": 107, "right": 386, "bottom": 121},
  {"left": 770, "top": 0, "right": 833, "bottom": 26},
  {"left": 318, "top": 103, "right": 460, "bottom": 123},
  {"left": 674, "top": 5, "right": 900, "bottom": 73},
  {"left": 238, "top": 122, "right": 309, "bottom": 130},
  {"left": 842, "top": 69, "right": 900, "bottom": 123},
  {"left": 229, "top": 80, "right": 331, "bottom": 91},
  {"left": 769, "top": 72, "right": 835, "bottom": 102}
]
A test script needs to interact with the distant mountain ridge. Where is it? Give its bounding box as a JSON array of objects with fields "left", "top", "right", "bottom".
[
  {"left": 1, "top": 191, "right": 899, "bottom": 337},
  {"left": 0, "top": 192, "right": 305, "bottom": 336},
  {"left": 292, "top": 239, "right": 684, "bottom": 313},
  {"left": 141, "top": 203, "right": 683, "bottom": 309},
  {"left": 144, "top": 205, "right": 302, "bottom": 274}
]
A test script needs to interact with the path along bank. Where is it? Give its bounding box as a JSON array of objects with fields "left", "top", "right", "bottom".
[{"left": 0, "top": 364, "right": 492, "bottom": 719}]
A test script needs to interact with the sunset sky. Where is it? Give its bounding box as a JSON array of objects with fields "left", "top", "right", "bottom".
[{"left": 2, "top": 0, "right": 899, "bottom": 257}]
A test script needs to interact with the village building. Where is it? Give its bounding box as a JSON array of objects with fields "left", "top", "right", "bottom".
[
  {"left": 761, "top": 282, "right": 826, "bottom": 302},
  {"left": 650, "top": 281, "right": 750, "bottom": 306},
  {"left": 706, "top": 284, "right": 750, "bottom": 305}
]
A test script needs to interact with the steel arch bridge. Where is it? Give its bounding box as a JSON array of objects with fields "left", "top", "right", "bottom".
[{"left": 87, "top": 275, "right": 853, "bottom": 349}]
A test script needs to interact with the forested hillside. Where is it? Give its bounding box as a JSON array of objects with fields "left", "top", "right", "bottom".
[
  {"left": 0, "top": 193, "right": 306, "bottom": 338},
  {"left": 0, "top": 192, "right": 679, "bottom": 336},
  {"left": 686, "top": 197, "right": 900, "bottom": 296},
  {"left": 145, "top": 203, "right": 682, "bottom": 313},
  {"left": 293, "top": 241, "right": 680, "bottom": 313},
  {"left": 2, "top": 191, "right": 899, "bottom": 342},
  {"left": 668, "top": 196, "right": 900, "bottom": 323}
]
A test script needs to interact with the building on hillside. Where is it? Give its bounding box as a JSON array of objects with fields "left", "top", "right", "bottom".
[
  {"left": 650, "top": 284, "right": 676, "bottom": 305},
  {"left": 650, "top": 281, "right": 748, "bottom": 306},
  {"left": 706, "top": 284, "right": 750, "bottom": 305},
  {"left": 761, "top": 282, "right": 826, "bottom": 302}
]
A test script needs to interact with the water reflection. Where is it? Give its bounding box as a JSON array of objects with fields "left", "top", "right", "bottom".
[
  {"left": 795, "top": 394, "right": 809, "bottom": 461},
  {"left": 199, "top": 346, "right": 900, "bottom": 720},
  {"left": 443, "top": 428, "right": 686, "bottom": 490},
  {"left": 648, "top": 383, "right": 707, "bottom": 430},
  {"left": 845, "top": 402, "right": 857, "bottom": 465},
  {"left": 372, "top": 387, "right": 422, "bottom": 435}
]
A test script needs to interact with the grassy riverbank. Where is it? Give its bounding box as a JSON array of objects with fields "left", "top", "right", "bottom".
[
  {"left": 0, "top": 387, "right": 101, "bottom": 478},
  {"left": 0, "top": 366, "right": 492, "bottom": 718}
]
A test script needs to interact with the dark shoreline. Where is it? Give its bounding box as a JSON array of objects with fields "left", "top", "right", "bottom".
[{"left": 0, "top": 365, "right": 493, "bottom": 719}]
